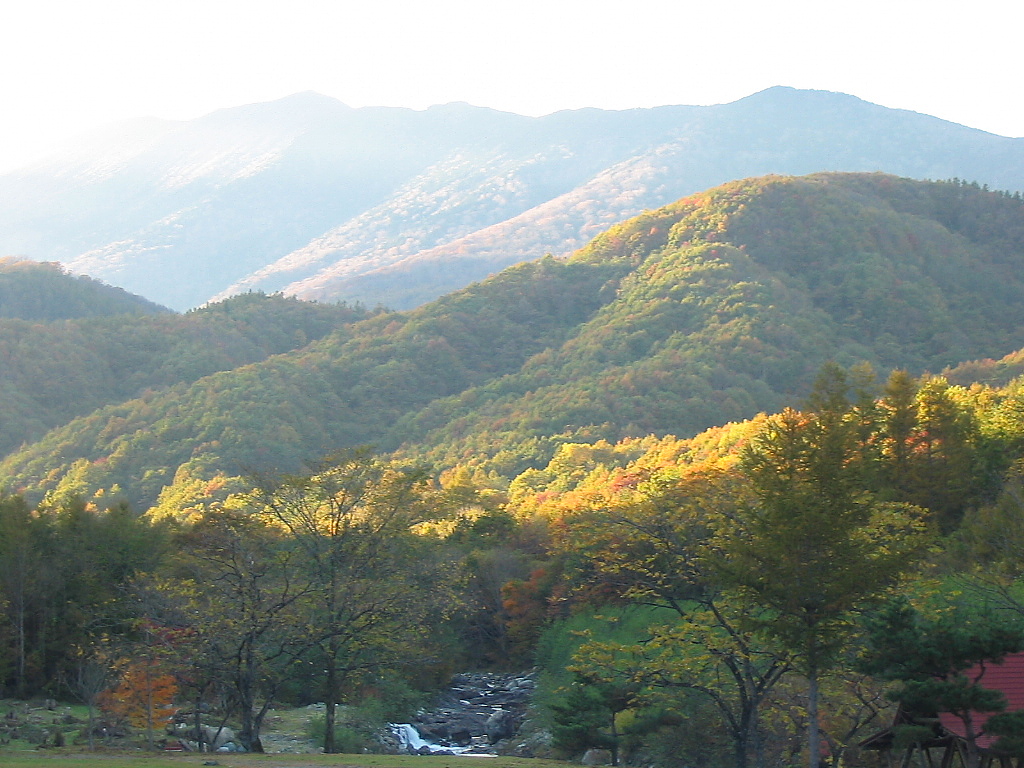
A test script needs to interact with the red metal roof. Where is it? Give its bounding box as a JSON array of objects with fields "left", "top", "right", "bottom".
[{"left": 938, "top": 651, "right": 1024, "bottom": 749}]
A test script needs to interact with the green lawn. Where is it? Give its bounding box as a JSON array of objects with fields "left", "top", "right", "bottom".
[
  {"left": 0, "top": 752, "right": 570, "bottom": 768},
  {"left": 0, "top": 699, "right": 568, "bottom": 768}
]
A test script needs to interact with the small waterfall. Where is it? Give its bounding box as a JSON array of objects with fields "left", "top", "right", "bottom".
[
  {"left": 390, "top": 723, "right": 473, "bottom": 755},
  {"left": 391, "top": 671, "right": 536, "bottom": 756}
]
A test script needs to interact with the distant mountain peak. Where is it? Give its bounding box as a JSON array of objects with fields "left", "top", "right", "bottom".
[
  {"left": 195, "top": 90, "right": 356, "bottom": 131},
  {"left": 2, "top": 87, "right": 1023, "bottom": 311},
  {"left": 730, "top": 85, "right": 886, "bottom": 114}
]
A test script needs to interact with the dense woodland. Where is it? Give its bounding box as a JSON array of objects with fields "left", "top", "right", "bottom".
[
  {"left": 5, "top": 173, "right": 1024, "bottom": 512},
  {"left": 0, "top": 270, "right": 371, "bottom": 458},
  {"left": 3, "top": 364, "right": 1024, "bottom": 766},
  {"left": 3, "top": 173, "right": 1024, "bottom": 766}
]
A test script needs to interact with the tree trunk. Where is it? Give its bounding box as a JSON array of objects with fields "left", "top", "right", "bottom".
[
  {"left": 86, "top": 701, "right": 95, "bottom": 751},
  {"left": 752, "top": 706, "right": 765, "bottom": 768},
  {"left": 735, "top": 735, "right": 749, "bottom": 768},
  {"left": 13, "top": 583, "right": 27, "bottom": 698},
  {"left": 323, "top": 581, "right": 341, "bottom": 753},
  {"left": 16, "top": 606, "right": 26, "bottom": 697},
  {"left": 239, "top": 702, "right": 256, "bottom": 752},
  {"left": 808, "top": 670, "right": 821, "bottom": 768},
  {"left": 324, "top": 663, "right": 337, "bottom": 753},
  {"left": 609, "top": 709, "right": 619, "bottom": 766},
  {"left": 145, "top": 662, "right": 155, "bottom": 750},
  {"left": 238, "top": 645, "right": 265, "bottom": 753},
  {"left": 732, "top": 704, "right": 750, "bottom": 768},
  {"left": 195, "top": 696, "right": 204, "bottom": 752},
  {"left": 239, "top": 703, "right": 265, "bottom": 753},
  {"left": 963, "top": 713, "right": 982, "bottom": 768}
]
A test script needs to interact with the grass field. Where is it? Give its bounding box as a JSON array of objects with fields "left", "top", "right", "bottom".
[
  {"left": 0, "top": 699, "right": 568, "bottom": 768},
  {"left": 0, "top": 752, "right": 570, "bottom": 768}
]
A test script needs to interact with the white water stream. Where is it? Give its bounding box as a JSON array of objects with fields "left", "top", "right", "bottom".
[{"left": 390, "top": 723, "right": 487, "bottom": 756}]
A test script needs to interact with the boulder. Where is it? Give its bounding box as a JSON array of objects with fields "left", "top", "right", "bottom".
[
  {"left": 582, "top": 748, "right": 614, "bottom": 765},
  {"left": 485, "top": 709, "right": 516, "bottom": 742},
  {"left": 408, "top": 670, "right": 537, "bottom": 755},
  {"left": 201, "top": 725, "right": 235, "bottom": 751}
]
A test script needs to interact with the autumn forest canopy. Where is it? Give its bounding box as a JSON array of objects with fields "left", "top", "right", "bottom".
[{"left": 4, "top": 172, "right": 1024, "bottom": 766}]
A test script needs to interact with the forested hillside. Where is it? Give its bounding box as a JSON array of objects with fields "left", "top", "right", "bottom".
[
  {"left": 2, "top": 173, "right": 1024, "bottom": 512},
  {"left": 396, "top": 173, "right": 1024, "bottom": 473},
  {"left": 0, "top": 283, "right": 369, "bottom": 457},
  {"left": 943, "top": 347, "right": 1024, "bottom": 387},
  {"left": 0, "top": 257, "right": 621, "bottom": 508}
]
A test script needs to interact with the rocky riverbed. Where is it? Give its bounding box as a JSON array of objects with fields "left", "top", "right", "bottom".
[
  {"left": 393, "top": 670, "right": 538, "bottom": 755},
  {"left": 173, "top": 670, "right": 545, "bottom": 756}
]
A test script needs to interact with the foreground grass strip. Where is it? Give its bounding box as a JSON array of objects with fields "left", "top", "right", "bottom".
[{"left": 0, "top": 752, "right": 570, "bottom": 768}]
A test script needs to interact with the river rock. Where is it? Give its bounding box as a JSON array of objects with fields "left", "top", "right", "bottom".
[
  {"left": 411, "top": 670, "right": 536, "bottom": 752},
  {"left": 485, "top": 709, "right": 516, "bottom": 742},
  {"left": 203, "top": 726, "right": 235, "bottom": 750},
  {"left": 582, "top": 748, "right": 614, "bottom": 765}
]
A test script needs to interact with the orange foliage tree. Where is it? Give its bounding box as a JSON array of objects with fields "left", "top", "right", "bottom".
[{"left": 99, "top": 660, "right": 178, "bottom": 743}]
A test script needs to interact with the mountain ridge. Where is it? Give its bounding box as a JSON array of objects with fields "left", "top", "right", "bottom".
[
  {"left": 0, "top": 258, "right": 170, "bottom": 319},
  {"left": 0, "top": 267, "right": 369, "bottom": 460},
  {"left": 3, "top": 88, "right": 1023, "bottom": 310}
]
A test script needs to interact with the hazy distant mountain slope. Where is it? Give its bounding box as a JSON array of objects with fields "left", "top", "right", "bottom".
[
  {"left": 281, "top": 151, "right": 668, "bottom": 308},
  {"left": 230, "top": 87, "right": 1024, "bottom": 310},
  {"left": 2, "top": 173, "right": 1023, "bottom": 509},
  {"left": 210, "top": 145, "right": 609, "bottom": 303},
  {"left": 2, "top": 88, "right": 1023, "bottom": 311},
  {"left": 0, "top": 258, "right": 168, "bottom": 319},
  {"left": 0, "top": 95, "right": 531, "bottom": 308},
  {"left": 0, "top": 94, "right": 670, "bottom": 309}
]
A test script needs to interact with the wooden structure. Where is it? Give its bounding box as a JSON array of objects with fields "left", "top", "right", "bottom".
[{"left": 862, "top": 653, "right": 1024, "bottom": 768}]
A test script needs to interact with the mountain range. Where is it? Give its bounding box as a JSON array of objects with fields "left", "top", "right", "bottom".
[
  {"left": 2, "top": 88, "right": 1023, "bottom": 311},
  {"left": 2, "top": 172, "right": 1023, "bottom": 511}
]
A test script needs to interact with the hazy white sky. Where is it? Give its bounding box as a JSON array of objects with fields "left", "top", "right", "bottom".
[{"left": 1, "top": 0, "right": 1020, "bottom": 174}]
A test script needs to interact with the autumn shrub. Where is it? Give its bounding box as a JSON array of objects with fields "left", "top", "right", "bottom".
[{"left": 97, "top": 661, "right": 178, "bottom": 733}]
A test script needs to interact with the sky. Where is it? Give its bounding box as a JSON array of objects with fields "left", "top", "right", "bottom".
[{"left": 1, "top": 0, "right": 1021, "bottom": 174}]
